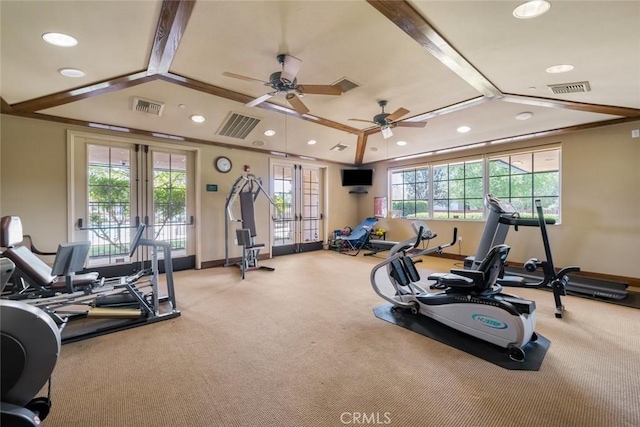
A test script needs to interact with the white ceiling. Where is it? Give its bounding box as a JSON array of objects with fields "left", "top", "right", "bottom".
[{"left": 2, "top": 0, "right": 639, "bottom": 165}]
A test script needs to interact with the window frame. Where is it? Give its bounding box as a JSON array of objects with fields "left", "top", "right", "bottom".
[
  {"left": 387, "top": 147, "right": 561, "bottom": 222},
  {"left": 431, "top": 158, "right": 485, "bottom": 220},
  {"left": 486, "top": 147, "right": 562, "bottom": 223},
  {"left": 389, "top": 166, "right": 430, "bottom": 219}
]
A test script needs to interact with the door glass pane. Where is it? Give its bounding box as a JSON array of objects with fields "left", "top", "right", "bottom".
[
  {"left": 302, "top": 167, "right": 321, "bottom": 242},
  {"left": 153, "top": 152, "right": 187, "bottom": 253},
  {"left": 273, "top": 165, "right": 323, "bottom": 248},
  {"left": 273, "top": 165, "right": 294, "bottom": 245},
  {"left": 87, "top": 144, "right": 132, "bottom": 266}
]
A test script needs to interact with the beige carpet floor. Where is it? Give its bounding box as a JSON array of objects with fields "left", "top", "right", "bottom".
[{"left": 41, "top": 251, "right": 640, "bottom": 427}]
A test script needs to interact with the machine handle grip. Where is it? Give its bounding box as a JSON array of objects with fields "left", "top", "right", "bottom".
[
  {"left": 413, "top": 226, "right": 424, "bottom": 248},
  {"left": 449, "top": 227, "right": 458, "bottom": 247}
]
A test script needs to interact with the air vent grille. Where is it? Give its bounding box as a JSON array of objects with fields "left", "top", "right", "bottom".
[
  {"left": 217, "top": 112, "right": 261, "bottom": 139},
  {"left": 548, "top": 81, "right": 591, "bottom": 94},
  {"left": 333, "top": 77, "right": 360, "bottom": 93},
  {"left": 330, "top": 142, "right": 350, "bottom": 152},
  {"left": 133, "top": 97, "right": 164, "bottom": 116}
]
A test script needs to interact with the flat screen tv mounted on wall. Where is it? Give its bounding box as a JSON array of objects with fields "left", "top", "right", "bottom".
[{"left": 341, "top": 169, "right": 373, "bottom": 187}]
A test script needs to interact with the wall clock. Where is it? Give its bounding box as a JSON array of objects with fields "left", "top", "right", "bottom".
[{"left": 215, "top": 156, "right": 232, "bottom": 173}]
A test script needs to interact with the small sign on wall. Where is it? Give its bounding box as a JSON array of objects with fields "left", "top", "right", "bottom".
[{"left": 206, "top": 184, "right": 218, "bottom": 192}]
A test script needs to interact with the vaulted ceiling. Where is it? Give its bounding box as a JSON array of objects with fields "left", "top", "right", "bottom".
[{"left": 2, "top": 0, "right": 639, "bottom": 165}]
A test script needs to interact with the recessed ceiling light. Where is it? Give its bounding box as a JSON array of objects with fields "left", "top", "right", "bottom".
[
  {"left": 252, "top": 140, "right": 266, "bottom": 147},
  {"left": 396, "top": 140, "right": 407, "bottom": 146},
  {"left": 516, "top": 112, "right": 533, "bottom": 120},
  {"left": 513, "top": 1, "right": 551, "bottom": 19},
  {"left": 307, "top": 139, "right": 317, "bottom": 145},
  {"left": 264, "top": 130, "right": 276, "bottom": 136},
  {"left": 58, "top": 68, "right": 85, "bottom": 78},
  {"left": 546, "top": 64, "right": 574, "bottom": 74},
  {"left": 42, "top": 32, "right": 78, "bottom": 47},
  {"left": 370, "top": 147, "right": 379, "bottom": 152},
  {"left": 178, "top": 104, "right": 186, "bottom": 109},
  {"left": 190, "top": 115, "right": 205, "bottom": 123},
  {"left": 457, "top": 126, "right": 471, "bottom": 133}
]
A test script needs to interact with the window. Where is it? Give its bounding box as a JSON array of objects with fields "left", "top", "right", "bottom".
[
  {"left": 391, "top": 167, "right": 429, "bottom": 218},
  {"left": 433, "top": 159, "right": 484, "bottom": 219},
  {"left": 387, "top": 147, "right": 561, "bottom": 221},
  {"left": 488, "top": 148, "right": 560, "bottom": 220}
]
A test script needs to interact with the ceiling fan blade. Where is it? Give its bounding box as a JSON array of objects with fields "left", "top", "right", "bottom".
[
  {"left": 222, "top": 72, "right": 267, "bottom": 84},
  {"left": 348, "top": 118, "right": 376, "bottom": 124},
  {"left": 280, "top": 55, "right": 303, "bottom": 83},
  {"left": 396, "top": 121, "right": 427, "bottom": 128},
  {"left": 386, "top": 107, "right": 410, "bottom": 122},
  {"left": 286, "top": 93, "right": 310, "bottom": 115},
  {"left": 297, "top": 84, "right": 342, "bottom": 96},
  {"left": 246, "top": 93, "right": 274, "bottom": 108}
]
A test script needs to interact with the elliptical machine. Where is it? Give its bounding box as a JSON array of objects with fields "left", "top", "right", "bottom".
[
  {"left": 1, "top": 288, "right": 61, "bottom": 426},
  {"left": 371, "top": 221, "right": 538, "bottom": 362}
]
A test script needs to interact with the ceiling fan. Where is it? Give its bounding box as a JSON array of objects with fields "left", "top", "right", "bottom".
[
  {"left": 223, "top": 54, "right": 343, "bottom": 116},
  {"left": 349, "top": 100, "right": 426, "bottom": 139}
]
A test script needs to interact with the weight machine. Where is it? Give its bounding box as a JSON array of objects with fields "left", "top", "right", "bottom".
[{"left": 224, "top": 174, "right": 278, "bottom": 278}]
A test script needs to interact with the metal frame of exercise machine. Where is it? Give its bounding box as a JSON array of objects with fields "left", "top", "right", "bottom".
[
  {"left": 464, "top": 194, "right": 595, "bottom": 318},
  {"left": 224, "top": 174, "right": 278, "bottom": 278},
  {"left": 4, "top": 225, "right": 180, "bottom": 343},
  {"left": 371, "top": 221, "right": 539, "bottom": 363}
]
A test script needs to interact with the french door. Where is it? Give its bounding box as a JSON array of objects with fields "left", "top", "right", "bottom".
[
  {"left": 70, "top": 134, "right": 196, "bottom": 272},
  {"left": 271, "top": 162, "right": 325, "bottom": 256}
]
